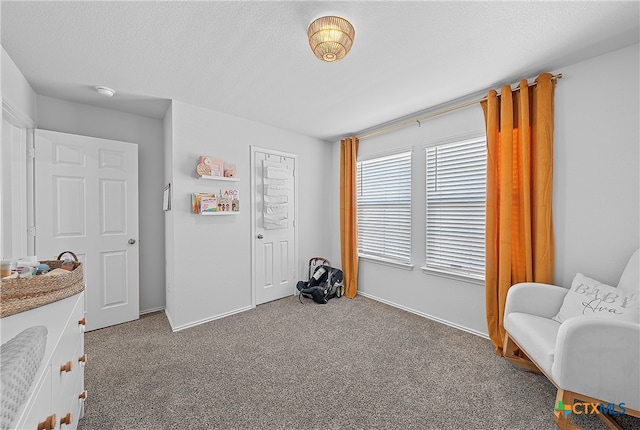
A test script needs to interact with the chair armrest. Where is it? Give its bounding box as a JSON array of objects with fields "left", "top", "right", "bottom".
[
  {"left": 504, "top": 282, "right": 568, "bottom": 320},
  {"left": 552, "top": 317, "right": 640, "bottom": 410}
]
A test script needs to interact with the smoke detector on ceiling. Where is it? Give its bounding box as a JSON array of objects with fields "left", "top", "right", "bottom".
[{"left": 95, "top": 86, "right": 115, "bottom": 97}]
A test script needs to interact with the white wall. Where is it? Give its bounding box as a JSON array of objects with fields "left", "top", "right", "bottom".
[
  {"left": 1, "top": 49, "right": 166, "bottom": 314},
  {"left": 1, "top": 48, "right": 37, "bottom": 263},
  {"left": 331, "top": 103, "right": 488, "bottom": 336},
  {"left": 330, "top": 43, "right": 640, "bottom": 337},
  {"left": 164, "top": 100, "right": 331, "bottom": 330},
  {"left": 36, "top": 96, "right": 166, "bottom": 313},
  {"left": 2, "top": 47, "right": 37, "bottom": 123},
  {"left": 553, "top": 44, "right": 639, "bottom": 286}
]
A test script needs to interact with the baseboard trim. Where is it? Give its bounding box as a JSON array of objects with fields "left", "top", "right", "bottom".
[
  {"left": 139, "top": 306, "right": 165, "bottom": 316},
  {"left": 357, "top": 291, "right": 489, "bottom": 339},
  {"left": 167, "top": 305, "right": 255, "bottom": 332},
  {"left": 164, "top": 308, "right": 176, "bottom": 329}
]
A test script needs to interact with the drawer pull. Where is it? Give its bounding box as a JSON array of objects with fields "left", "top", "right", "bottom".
[
  {"left": 37, "top": 413, "right": 56, "bottom": 430},
  {"left": 60, "top": 361, "right": 72, "bottom": 373},
  {"left": 60, "top": 412, "right": 72, "bottom": 426},
  {"left": 78, "top": 353, "right": 88, "bottom": 365},
  {"left": 79, "top": 390, "right": 88, "bottom": 399}
]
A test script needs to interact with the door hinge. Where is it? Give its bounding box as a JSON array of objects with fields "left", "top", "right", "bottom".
[
  {"left": 28, "top": 226, "right": 36, "bottom": 236},
  {"left": 27, "top": 147, "right": 35, "bottom": 159}
]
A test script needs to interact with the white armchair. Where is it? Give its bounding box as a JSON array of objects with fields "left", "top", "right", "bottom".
[{"left": 503, "top": 249, "right": 639, "bottom": 429}]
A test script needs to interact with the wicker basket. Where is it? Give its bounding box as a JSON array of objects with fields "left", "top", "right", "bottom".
[{"left": 0, "top": 252, "right": 85, "bottom": 318}]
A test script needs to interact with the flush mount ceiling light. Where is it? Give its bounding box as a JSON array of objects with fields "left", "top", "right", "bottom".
[
  {"left": 95, "top": 86, "right": 115, "bottom": 97},
  {"left": 307, "top": 16, "right": 355, "bottom": 62}
]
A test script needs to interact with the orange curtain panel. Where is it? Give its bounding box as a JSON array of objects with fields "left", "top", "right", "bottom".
[
  {"left": 482, "top": 73, "right": 555, "bottom": 353},
  {"left": 340, "top": 136, "right": 359, "bottom": 298}
]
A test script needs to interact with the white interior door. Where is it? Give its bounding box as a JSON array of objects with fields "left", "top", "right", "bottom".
[
  {"left": 252, "top": 147, "right": 297, "bottom": 305},
  {"left": 35, "top": 129, "right": 139, "bottom": 331}
]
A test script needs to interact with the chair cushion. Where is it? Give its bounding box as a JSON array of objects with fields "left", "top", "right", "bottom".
[
  {"left": 504, "top": 312, "right": 561, "bottom": 375},
  {"left": 552, "top": 273, "right": 639, "bottom": 323}
]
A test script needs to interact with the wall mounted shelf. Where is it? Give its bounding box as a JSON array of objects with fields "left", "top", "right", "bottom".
[
  {"left": 199, "top": 211, "right": 239, "bottom": 216},
  {"left": 198, "top": 175, "right": 239, "bottom": 182},
  {"left": 192, "top": 190, "right": 240, "bottom": 214}
]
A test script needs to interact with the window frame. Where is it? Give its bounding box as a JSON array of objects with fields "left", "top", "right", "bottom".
[
  {"left": 356, "top": 149, "right": 413, "bottom": 270},
  {"left": 422, "top": 135, "right": 487, "bottom": 284}
]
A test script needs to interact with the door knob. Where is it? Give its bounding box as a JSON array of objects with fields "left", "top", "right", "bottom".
[
  {"left": 257, "top": 234, "right": 264, "bottom": 239},
  {"left": 128, "top": 239, "right": 136, "bottom": 244}
]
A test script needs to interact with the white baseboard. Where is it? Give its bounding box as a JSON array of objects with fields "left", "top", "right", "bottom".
[
  {"left": 167, "top": 305, "right": 255, "bottom": 332},
  {"left": 139, "top": 306, "right": 165, "bottom": 316},
  {"left": 357, "top": 291, "right": 489, "bottom": 339},
  {"left": 164, "top": 308, "right": 176, "bottom": 329}
]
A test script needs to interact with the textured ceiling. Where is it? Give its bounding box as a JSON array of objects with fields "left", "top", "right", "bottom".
[{"left": 2, "top": 1, "right": 639, "bottom": 142}]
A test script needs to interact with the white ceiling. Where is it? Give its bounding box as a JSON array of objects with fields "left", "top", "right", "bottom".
[{"left": 2, "top": 1, "right": 638, "bottom": 142}]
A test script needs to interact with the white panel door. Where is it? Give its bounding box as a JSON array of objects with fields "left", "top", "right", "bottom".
[
  {"left": 35, "top": 129, "right": 139, "bottom": 331},
  {"left": 252, "top": 148, "right": 297, "bottom": 305}
]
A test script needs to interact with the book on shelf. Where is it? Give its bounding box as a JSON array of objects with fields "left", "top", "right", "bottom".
[
  {"left": 221, "top": 189, "right": 238, "bottom": 199},
  {"left": 192, "top": 190, "right": 239, "bottom": 214},
  {"left": 218, "top": 197, "right": 231, "bottom": 212},
  {"left": 192, "top": 193, "right": 217, "bottom": 213},
  {"left": 220, "top": 189, "right": 240, "bottom": 212},
  {"left": 200, "top": 196, "right": 218, "bottom": 213}
]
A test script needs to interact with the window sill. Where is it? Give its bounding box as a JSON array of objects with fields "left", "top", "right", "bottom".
[
  {"left": 359, "top": 255, "right": 414, "bottom": 271},
  {"left": 420, "top": 266, "right": 484, "bottom": 285}
]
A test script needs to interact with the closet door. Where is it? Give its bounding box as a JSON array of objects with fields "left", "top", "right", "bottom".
[{"left": 252, "top": 147, "right": 297, "bottom": 305}]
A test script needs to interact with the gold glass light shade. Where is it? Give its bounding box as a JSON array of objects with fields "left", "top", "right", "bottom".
[{"left": 307, "top": 16, "right": 355, "bottom": 62}]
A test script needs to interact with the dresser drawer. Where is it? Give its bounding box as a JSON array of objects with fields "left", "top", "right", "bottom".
[
  {"left": 51, "top": 296, "right": 84, "bottom": 393},
  {"left": 54, "top": 338, "right": 85, "bottom": 429},
  {"left": 18, "top": 364, "right": 52, "bottom": 430},
  {"left": 51, "top": 306, "right": 85, "bottom": 430},
  {"left": 3, "top": 292, "right": 85, "bottom": 430}
]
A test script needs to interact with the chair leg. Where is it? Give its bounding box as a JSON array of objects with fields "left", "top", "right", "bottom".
[
  {"left": 503, "top": 332, "right": 520, "bottom": 358},
  {"left": 598, "top": 414, "right": 624, "bottom": 430},
  {"left": 503, "top": 333, "right": 542, "bottom": 374},
  {"left": 553, "top": 389, "right": 583, "bottom": 430},
  {"left": 596, "top": 412, "right": 624, "bottom": 430},
  {"left": 553, "top": 388, "right": 639, "bottom": 430},
  {"left": 554, "top": 389, "right": 581, "bottom": 430}
]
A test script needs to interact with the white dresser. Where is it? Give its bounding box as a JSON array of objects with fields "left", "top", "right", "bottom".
[{"left": 1, "top": 292, "right": 86, "bottom": 430}]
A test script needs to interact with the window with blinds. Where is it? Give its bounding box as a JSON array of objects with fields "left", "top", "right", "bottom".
[
  {"left": 425, "top": 137, "right": 486, "bottom": 280},
  {"left": 357, "top": 151, "right": 412, "bottom": 265}
]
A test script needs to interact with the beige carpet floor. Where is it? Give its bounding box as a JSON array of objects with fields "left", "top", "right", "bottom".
[{"left": 78, "top": 294, "right": 640, "bottom": 429}]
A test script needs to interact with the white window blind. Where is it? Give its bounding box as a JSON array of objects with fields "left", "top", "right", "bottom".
[
  {"left": 357, "top": 151, "right": 412, "bottom": 265},
  {"left": 425, "top": 137, "right": 486, "bottom": 280}
]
